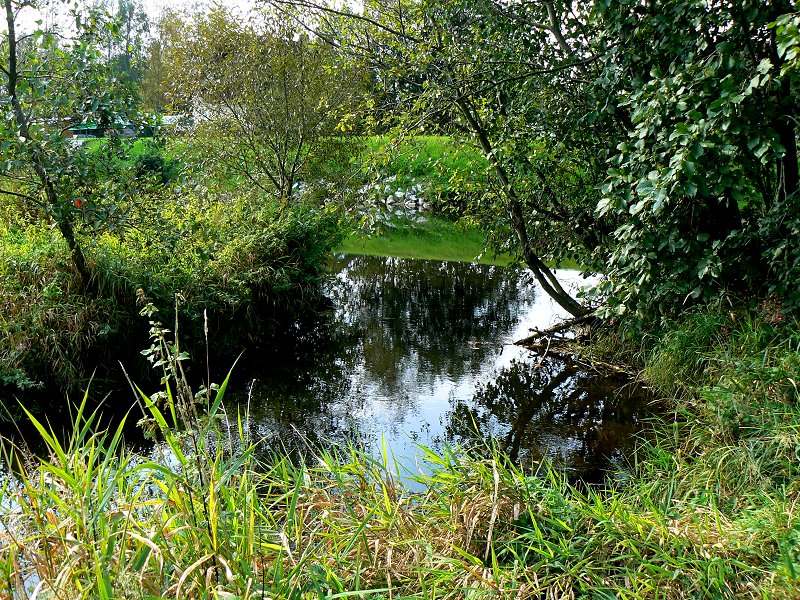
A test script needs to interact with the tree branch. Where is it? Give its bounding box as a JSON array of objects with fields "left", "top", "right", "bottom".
[
  {"left": 454, "top": 95, "right": 588, "bottom": 317},
  {"left": 266, "top": 0, "right": 421, "bottom": 44},
  {"left": 0, "top": 187, "right": 39, "bottom": 203}
]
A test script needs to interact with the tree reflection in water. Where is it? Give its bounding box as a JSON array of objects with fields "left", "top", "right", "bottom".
[
  {"left": 445, "top": 357, "right": 650, "bottom": 480},
  {"left": 236, "top": 255, "right": 652, "bottom": 480}
]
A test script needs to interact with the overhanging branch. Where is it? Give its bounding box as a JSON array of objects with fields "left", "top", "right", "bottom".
[{"left": 266, "top": 0, "right": 421, "bottom": 44}]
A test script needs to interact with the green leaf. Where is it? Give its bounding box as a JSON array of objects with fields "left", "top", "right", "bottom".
[{"left": 757, "top": 58, "right": 773, "bottom": 74}]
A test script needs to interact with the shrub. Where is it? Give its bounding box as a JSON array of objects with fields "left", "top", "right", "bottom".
[
  {"left": 0, "top": 226, "right": 125, "bottom": 394},
  {"left": 128, "top": 139, "right": 182, "bottom": 184},
  {"left": 0, "top": 193, "right": 342, "bottom": 398}
]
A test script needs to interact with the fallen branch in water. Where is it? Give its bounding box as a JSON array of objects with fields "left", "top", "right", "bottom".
[
  {"left": 514, "top": 314, "right": 596, "bottom": 347},
  {"left": 515, "top": 314, "right": 641, "bottom": 377}
]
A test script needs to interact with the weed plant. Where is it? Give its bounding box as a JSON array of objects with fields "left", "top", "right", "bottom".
[{"left": 1, "top": 305, "right": 799, "bottom": 597}]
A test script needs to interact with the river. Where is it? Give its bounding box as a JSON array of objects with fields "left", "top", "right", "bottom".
[
  {"left": 230, "top": 254, "right": 653, "bottom": 481},
  {"left": 0, "top": 254, "right": 653, "bottom": 482}
]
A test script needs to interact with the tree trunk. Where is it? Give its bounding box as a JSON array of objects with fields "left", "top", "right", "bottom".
[
  {"left": 775, "top": 90, "right": 799, "bottom": 204},
  {"left": 454, "top": 97, "right": 589, "bottom": 318},
  {"left": 3, "top": 0, "right": 91, "bottom": 286}
]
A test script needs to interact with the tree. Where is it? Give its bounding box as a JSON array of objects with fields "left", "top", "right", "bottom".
[
  {"left": 139, "top": 9, "right": 172, "bottom": 113},
  {"left": 268, "top": 0, "right": 606, "bottom": 317},
  {"left": 159, "top": 6, "right": 363, "bottom": 203},
  {"left": 96, "top": 0, "right": 149, "bottom": 86},
  {"left": 593, "top": 0, "right": 800, "bottom": 317},
  {"left": 269, "top": 0, "right": 800, "bottom": 319},
  {"left": 1, "top": 1, "right": 136, "bottom": 284}
]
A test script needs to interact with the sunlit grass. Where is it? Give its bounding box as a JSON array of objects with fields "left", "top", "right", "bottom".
[
  {"left": 338, "top": 215, "right": 514, "bottom": 266},
  {"left": 337, "top": 215, "right": 582, "bottom": 269},
  {"left": 361, "top": 135, "right": 488, "bottom": 192}
]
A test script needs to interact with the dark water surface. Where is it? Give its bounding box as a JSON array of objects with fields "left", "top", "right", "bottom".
[{"left": 237, "top": 254, "right": 653, "bottom": 481}]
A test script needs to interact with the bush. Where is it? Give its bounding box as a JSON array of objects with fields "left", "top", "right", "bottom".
[
  {"left": 94, "top": 192, "right": 341, "bottom": 342},
  {"left": 128, "top": 139, "right": 182, "bottom": 184},
  {"left": 0, "top": 193, "right": 342, "bottom": 397},
  {"left": 0, "top": 226, "right": 125, "bottom": 394},
  {"left": 756, "top": 193, "right": 800, "bottom": 311}
]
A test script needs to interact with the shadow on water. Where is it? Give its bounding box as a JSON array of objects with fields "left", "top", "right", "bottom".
[
  {"left": 1, "top": 254, "right": 655, "bottom": 483},
  {"left": 236, "top": 254, "right": 655, "bottom": 482}
]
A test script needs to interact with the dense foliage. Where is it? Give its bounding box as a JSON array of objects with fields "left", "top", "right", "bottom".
[
  {"left": 594, "top": 1, "right": 800, "bottom": 318},
  {"left": 1, "top": 2, "right": 347, "bottom": 396},
  {"left": 278, "top": 0, "right": 800, "bottom": 320},
  {"left": 0, "top": 184, "right": 341, "bottom": 393},
  {"left": 0, "top": 0, "right": 145, "bottom": 283}
]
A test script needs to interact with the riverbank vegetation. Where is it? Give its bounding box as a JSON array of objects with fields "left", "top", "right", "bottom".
[
  {"left": 1, "top": 307, "right": 798, "bottom": 597},
  {"left": 0, "top": 0, "right": 346, "bottom": 397},
  {"left": 340, "top": 136, "right": 520, "bottom": 264},
  {"left": 0, "top": 189, "right": 340, "bottom": 396},
  {"left": 3, "top": 0, "right": 800, "bottom": 596},
  {"left": 359, "top": 135, "right": 488, "bottom": 209},
  {"left": 289, "top": 0, "right": 800, "bottom": 321}
]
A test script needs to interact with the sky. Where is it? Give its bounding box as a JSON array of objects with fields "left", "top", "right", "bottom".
[
  {"left": 4, "top": 0, "right": 259, "bottom": 37},
  {"left": 140, "top": 0, "right": 258, "bottom": 22}
]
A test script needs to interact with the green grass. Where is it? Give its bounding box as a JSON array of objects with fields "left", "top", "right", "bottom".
[
  {"left": 337, "top": 215, "right": 583, "bottom": 269},
  {"left": 361, "top": 135, "right": 488, "bottom": 191},
  {"left": 2, "top": 306, "right": 799, "bottom": 598},
  {"left": 343, "top": 135, "right": 586, "bottom": 268}
]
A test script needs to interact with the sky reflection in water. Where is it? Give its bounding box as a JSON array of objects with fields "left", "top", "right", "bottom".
[{"left": 240, "top": 254, "right": 652, "bottom": 482}]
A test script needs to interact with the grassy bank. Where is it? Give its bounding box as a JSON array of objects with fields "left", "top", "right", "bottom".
[
  {"left": 361, "top": 135, "right": 487, "bottom": 199},
  {"left": 343, "top": 135, "right": 585, "bottom": 268},
  {"left": 0, "top": 193, "right": 340, "bottom": 397},
  {"left": 1, "top": 305, "right": 798, "bottom": 597},
  {"left": 337, "top": 214, "right": 582, "bottom": 269},
  {"left": 340, "top": 134, "right": 503, "bottom": 265}
]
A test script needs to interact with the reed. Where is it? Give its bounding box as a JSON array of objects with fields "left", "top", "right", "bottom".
[{"left": 1, "top": 306, "right": 798, "bottom": 598}]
